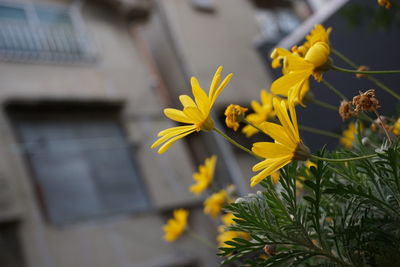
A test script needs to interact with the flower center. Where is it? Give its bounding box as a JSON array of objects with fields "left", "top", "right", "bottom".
[
  {"left": 293, "top": 143, "right": 311, "bottom": 161},
  {"left": 197, "top": 116, "right": 214, "bottom": 131}
]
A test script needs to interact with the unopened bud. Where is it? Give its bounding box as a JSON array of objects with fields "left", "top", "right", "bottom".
[{"left": 356, "top": 66, "right": 369, "bottom": 78}]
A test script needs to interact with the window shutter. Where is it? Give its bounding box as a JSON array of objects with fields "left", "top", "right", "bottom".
[{"left": 14, "top": 114, "right": 149, "bottom": 225}]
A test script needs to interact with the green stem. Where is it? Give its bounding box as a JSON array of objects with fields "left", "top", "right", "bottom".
[
  {"left": 321, "top": 79, "right": 348, "bottom": 100},
  {"left": 332, "top": 65, "right": 400, "bottom": 75},
  {"left": 331, "top": 48, "right": 358, "bottom": 68},
  {"left": 332, "top": 48, "right": 400, "bottom": 100},
  {"left": 186, "top": 229, "right": 215, "bottom": 249},
  {"left": 213, "top": 127, "right": 261, "bottom": 159},
  {"left": 374, "top": 110, "right": 392, "bottom": 144},
  {"left": 368, "top": 75, "right": 400, "bottom": 100},
  {"left": 299, "top": 125, "right": 341, "bottom": 139},
  {"left": 313, "top": 98, "right": 338, "bottom": 111},
  {"left": 310, "top": 153, "right": 377, "bottom": 162},
  {"left": 359, "top": 113, "right": 374, "bottom": 123}
]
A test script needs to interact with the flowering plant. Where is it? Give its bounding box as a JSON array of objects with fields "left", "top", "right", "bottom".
[{"left": 153, "top": 3, "right": 400, "bottom": 265}]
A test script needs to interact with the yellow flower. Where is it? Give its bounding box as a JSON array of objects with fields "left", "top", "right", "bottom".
[
  {"left": 217, "top": 213, "right": 249, "bottom": 248},
  {"left": 378, "top": 0, "right": 392, "bottom": 8},
  {"left": 270, "top": 25, "right": 331, "bottom": 106},
  {"left": 163, "top": 209, "right": 189, "bottom": 242},
  {"left": 305, "top": 160, "right": 317, "bottom": 172},
  {"left": 204, "top": 189, "right": 227, "bottom": 219},
  {"left": 151, "top": 66, "right": 233, "bottom": 154},
  {"left": 392, "top": 118, "right": 400, "bottom": 135},
  {"left": 242, "top": 90, "right": 276, "bottom": 137},
  {"left": 305, "top": 160, "right": 316, "bottom": 168},
  {"left": 221, "top": 213, "right": 236, "bottom": 226},
  {"left": 250, "top": 99, "right": 310, "bottom": 187},
  {"left": 340, "top": 123, "right": 357, "bottom": 149},
  {"left": 217, "top": 226, "right": 250, "bottom": 248},
  {"left": 224, "top": 104, "right": 248, "bottom": 131},
  {"left": 294, "top": 24, "right": 332, "bottom": 58},
  {"left": 190, "top": 155, "right": 217, "bottom": 195}
]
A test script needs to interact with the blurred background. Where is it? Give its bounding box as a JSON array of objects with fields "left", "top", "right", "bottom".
[{"left": 0, "top": 0, "right": 399, "bottom": 266}]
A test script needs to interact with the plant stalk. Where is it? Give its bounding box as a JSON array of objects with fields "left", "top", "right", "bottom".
[
  {"left": 331, "top": 49, "right": 400, "bottom": 100},
  {"left": 332, "top": 65, "right": 400, "bottom": 75},
  {"left": 313, "top": 98, "right": 338, "bottom": 111},
  {"left": 213, "top": 127, "right": 261, "bottom": 159},
  {"left": 321, "top": 79, "right": 348, "bottom": 100},
  {"left": 186, "top": 228, "right": 215, "bottom": 249},
  {"left": 299, "top": 125, "right": 341, "bottom": 139},
  {"left": 310, "top": 154, "right": 378, "bottom": 162}
]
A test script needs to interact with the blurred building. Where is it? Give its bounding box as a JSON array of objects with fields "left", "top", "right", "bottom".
[
  {"left": 0, "top": 0, "right": 214, "bottom": 266},
  {"left": 0, "top": 0, "right": 366, "bottom": 266}
]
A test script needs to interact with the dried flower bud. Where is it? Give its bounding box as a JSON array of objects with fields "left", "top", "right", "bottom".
[
  {"left": 356, "top": 65, "right": 369, "bottom": 78},
  {"left": 352, "top": 89, "right": 380, "bottom": 113},
  {"left": 338, "top": 100, "right": 357, "bottom": 121},
  {"left": 263, "top": 245, "right": 277, "bottom": 256},
  {"left": 224, "top": 104, "right": 248, "bottom": 131}
]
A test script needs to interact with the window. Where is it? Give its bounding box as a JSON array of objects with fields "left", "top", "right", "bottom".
[
  {"left": 0, "top": 222, "right": 25, "bottom": 267},
  {"left": 191, "top": 0, "right": 215, "bottom": 12},
  {"left": 8, "top": 104, "right": 149, "bottom": 225},
  {"left": 0, "top": 2, "right": 96, "bottom": 63}
]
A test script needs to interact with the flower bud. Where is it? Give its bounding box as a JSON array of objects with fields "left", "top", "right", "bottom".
[{"left": 304, "top": 42, "right": 330, "bottom": 68}]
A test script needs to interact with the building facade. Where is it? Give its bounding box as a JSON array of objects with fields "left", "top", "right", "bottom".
[{"left": 0, "top": 0, "right": 346, "bottom": 266}]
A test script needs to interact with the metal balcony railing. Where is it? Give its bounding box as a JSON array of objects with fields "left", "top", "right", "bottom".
[{"left": 0, "top": 2, "right": 96, "bottom": 64}]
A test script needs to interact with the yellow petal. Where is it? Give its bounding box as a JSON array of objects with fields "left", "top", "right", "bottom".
[
  {"left": 164, "top": 108, "right": 193, "bottom": 124},
  {"left": 250, "top": 156, "right": 292, "bottom": 187},
  {"left": 209, "top": 66, "right": 222, "bottom": 99},
  {"left": 273, "top": 98, "right": 298, "bottom": 144},
  {"left": 259, "top": 122, "right": 294, "bottom": 147},
  {"left": 260, "top": 89, "right": 272, "bottom": 105},
  {"left": 271, "top": 71, "right": 311, "bottom": 97},
  {"left": 287, "top": 101, "right": 299, "bottom": 138},
  {"left": 242, "top": 124, "right": 258, "bottom": 138},
  {"left": 286, "top": 54, "right": 314, "bottom": 72},
  {"left": 158, "top": 129, "right": 196, "bottom": 154},
  {"left": 183, "top": 106, "right": 205, "bottom": 123},
  {"left": 304, "top": 42, "right": 330, "bottom": 68},
  {"left": 157, "top": 125, "right": 197, "bottom": 137},
  {"left": 179, "top": 95, "right": 196, "bottom": 108},
  {"left": 151, "top": 134, "right": 173, "bottom": 149},
  {"left": 210, "top": 73, "right": 233, "bottom": 107},
  {"left": 191, "top": 77, "right": 211, "bottom": 115},
  {"left": 252, "top": 142, "right": 293, "bottom": 159},
  {"left": 251, "top": 100, "right": 262, "bottom": 114},
  {"left": 271, "top": 48, "right": 292, "bottom": 59},
  {"left": 152, "top": 125, "right": 196, "bottom": 148},
  {"left": 252, "top": 158, "right": 275, "bottom": 172}
]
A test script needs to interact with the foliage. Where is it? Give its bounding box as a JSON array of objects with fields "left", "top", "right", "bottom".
[{"left": 219, "top": 142, "right": 400, "bottom": 266}]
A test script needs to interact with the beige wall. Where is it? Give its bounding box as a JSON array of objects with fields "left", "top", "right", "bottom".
[
  {"left": 0, "top": 1, "right": 219, "bottom": 266},
  {"left": 155, "top": 0, "right": 272, "bottom": 106}
]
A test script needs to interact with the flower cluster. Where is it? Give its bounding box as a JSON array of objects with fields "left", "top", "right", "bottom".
[
  {"left": 271, "top": 24, "right": 331, "bottom": 105},
  {"left": 156, "top": 17, "right": 400, "bottom": 264}
]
